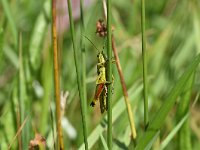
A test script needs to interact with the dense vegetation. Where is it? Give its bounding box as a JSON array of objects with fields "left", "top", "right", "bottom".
[{"left": 0, "top": 0, "right": 200, "bottom": 149}]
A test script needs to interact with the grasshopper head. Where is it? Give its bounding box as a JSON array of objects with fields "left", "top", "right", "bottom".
[{"left": 97, "top": 52, "right": 106, "bottom": 63}]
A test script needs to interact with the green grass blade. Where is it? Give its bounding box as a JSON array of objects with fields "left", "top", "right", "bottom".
[
  {"left": 176, "top": 73, "right": 195, "bottom": 150},
  {"left": 100, "top": 134, "right": 109, "bottom": 150},
  {"left": 141, "top": 0, "right": 148, "bottom": 127},
  {"left": 0, "top": 28, "right": 3, "bottom": 53},
  {"left": 193, "top": 10, "right": 200, "bottom": 52},
  {"left": 3, "top": 45, "right": 18, "bottom": 68},
  {"left": 135, "top": 54, "right": 200, "bottom": 150},
  {"left": 145, "top": 130, "right": 160, "bottom": 150},
  {"left": 0, "top": 28, "right": 3, "bottom": 68},
  {"left": 40, "top": 45, "right": 53, "bottom": 134},
  {"left": 1, "top": 0, "right": 17, "bottom": 48},
  {"left": 18, "top": 33, "right": 29, "bottom": 150},
  {"left": 79, "top": 0, "right": 87, "bottom": 130},
  {"left": 160, "top": 114, "right": 189, "bottom": 150},
  {"left": 67, "top": 0, "right": 88, "bottom": 149},
  {"left": 29, "top": 0, "right": 50, "bottom": 70}
]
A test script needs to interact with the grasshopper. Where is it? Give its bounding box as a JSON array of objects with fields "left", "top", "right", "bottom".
[
  {"left": 90, "top": 52, "right": 108, "bottom": 113},
  {"left": 84, "top": 35, "right": 113, "bottom": 113}
]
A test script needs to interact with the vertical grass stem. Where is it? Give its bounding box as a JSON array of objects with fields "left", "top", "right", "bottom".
[
  {"left": 52, "top": 0, "right": 64, "bottom": 149},
  {"left": 141, "top": 0, "right": 148, "bottom": 128},
  {"left": 80, "top": 0, "right": 87, "bottom": 124},
  {"left": 107, "top": 0, "right": 112, "bottom": 148},
  {"left": 67, "top": 0, "right": 88, "bottom": 149}
]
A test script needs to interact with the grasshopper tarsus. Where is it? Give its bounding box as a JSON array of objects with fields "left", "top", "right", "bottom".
[
  {"left": 105, "top": 57, "right": 115, "bottom": 63},
  {"left": 90, "top": 102, "right": 95, "bottom": 107}
]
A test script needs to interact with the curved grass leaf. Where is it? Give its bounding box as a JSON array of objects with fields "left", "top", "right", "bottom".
[
  {"left": 100, "top": 134, "right": 109, "bottom": 150},
  {"left": 160, "top": 113, "right": 188, "bottom": 150},
  {"left": 176, "top": 73, "right": 194, "bottom": 150},
  {"left": 135, "top": 54, "right": 200, "bottom": 150},
  {"left": 29, "top": 0, "right": 50, "bottom": 70}
]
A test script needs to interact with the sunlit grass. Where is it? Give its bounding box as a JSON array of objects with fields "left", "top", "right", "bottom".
[{"left": 0, "top": 0, "right": 200, "bottom": 149}]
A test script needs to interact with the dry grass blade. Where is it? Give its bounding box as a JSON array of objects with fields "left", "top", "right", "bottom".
[
  {"left": 102, "top": 0, "right": 137, "bottom": 141},
  {"left": 8, "top": 116, "right": 29, "bottom": 149},
  {"left": 112, "top": 35, "right": 137, "bottom": 140}
]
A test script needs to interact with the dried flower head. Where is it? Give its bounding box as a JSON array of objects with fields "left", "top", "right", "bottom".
[
  {"left": 29, "top": 133, "right": 46, "bottom": 150},
  {"left": 96, "top": 19, "right": 107, "bottom": 37}
]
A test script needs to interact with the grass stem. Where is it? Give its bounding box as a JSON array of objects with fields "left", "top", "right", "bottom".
[
  {"left": 67, "top": 0, "right": 88, "bottom": 149},
  {"left": 80, "top": 0, "right": 87, "bottom": 125},
  {"left": 8, "top": 116, "right": 28, "bottom": 149},
  {"left": 102, "top": 1, "right": 137, "bottom": 141},
  {"left": 106, "top": 0, "right": 113, "bottom": 148},
  {"left": 112, "top": 35, "right": 137, "bottom": 140},
  {"left": 141, "top": 0, "right": 148, "bottom": 128},
  {"left": 52, "top": 0, "right": 64, "bottom": 149}
]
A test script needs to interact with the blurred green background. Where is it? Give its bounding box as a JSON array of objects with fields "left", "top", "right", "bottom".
[{"left": 0, "top": 0, "right": 200, "bottom": 149}]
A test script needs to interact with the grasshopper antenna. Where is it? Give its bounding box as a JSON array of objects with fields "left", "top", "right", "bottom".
[{"left": 83, "top": 35, "right": 101, "bottom": 52}]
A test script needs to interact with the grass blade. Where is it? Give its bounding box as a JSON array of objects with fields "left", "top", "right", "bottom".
[
  {"left": 144, "top": 130, "right": 160, "bottom": 150},
  {"left": 79, "top": 0, "right": 87, "bottom": 109},
  {"left": 112, "top": 35, "right": 137, "bottom": 140},
  {"left": 1, "top": 0, "right": 17, "bottom": 48},
  {"left": 8, "top": 116, "right": 28, "bottom": 149},
  {"left": 79, "top": 0, "right": 88, "bottom": 140},
  {"left": 135, "top": 54, "right": 200, "bottom": 150},
  {"left": 29, "top": 0, "right": 50, "bottom": 70},
  {"left": 176, "top": 73, "right": 195, "bottom": 150},
  {"left": 100, "top": 134, "right": 109, "bottom": 150},
  {"left": 67, "top": 0, "right": 88, "bottom": 149},
  {"left": 160, "top": 114, "right": 189, "bottom": 150},
  {"left": 141, "top": 0, "right": 148, "bottom": 127},
  {"left": 0, "top": 28, "right": 3, "bottom": 53}
]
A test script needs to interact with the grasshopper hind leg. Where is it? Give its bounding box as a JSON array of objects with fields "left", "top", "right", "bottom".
[{"left": 100, "top": 86, "right": 108, "bottom": 113}]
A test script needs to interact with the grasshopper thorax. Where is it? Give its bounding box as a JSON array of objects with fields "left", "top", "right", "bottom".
[{"left": 97, "top": 52, "right": 106, "bottom": 64}]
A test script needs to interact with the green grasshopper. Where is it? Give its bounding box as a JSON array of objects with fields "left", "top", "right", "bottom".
[
  {"left": 90, "top": 52, "right": 108, "bottom": 113},
  {"left": 84, "top": 36, "right": 113, "bottom": 113}
]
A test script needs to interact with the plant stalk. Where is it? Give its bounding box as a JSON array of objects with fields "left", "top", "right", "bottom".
[
  {"left": 102, "top": 0, "right": 136, "bottom": 144},
  {"left": 67, "top": 0, "right": 88, "bottom": 149},
  {"left": 106, "top": 0, "right": 113, "bottom": 148},
  {"left": 80, "top": 0, "right": 87, "bottom": 123},
  {"left": 52, "top": 0, "right": 64, "bottom": 149},
  {"left": 112, "top": 35, "right": 137, "bottom": 140},
  {"left": 141, "top": 0, "right": 148, "bottom": 128}
]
